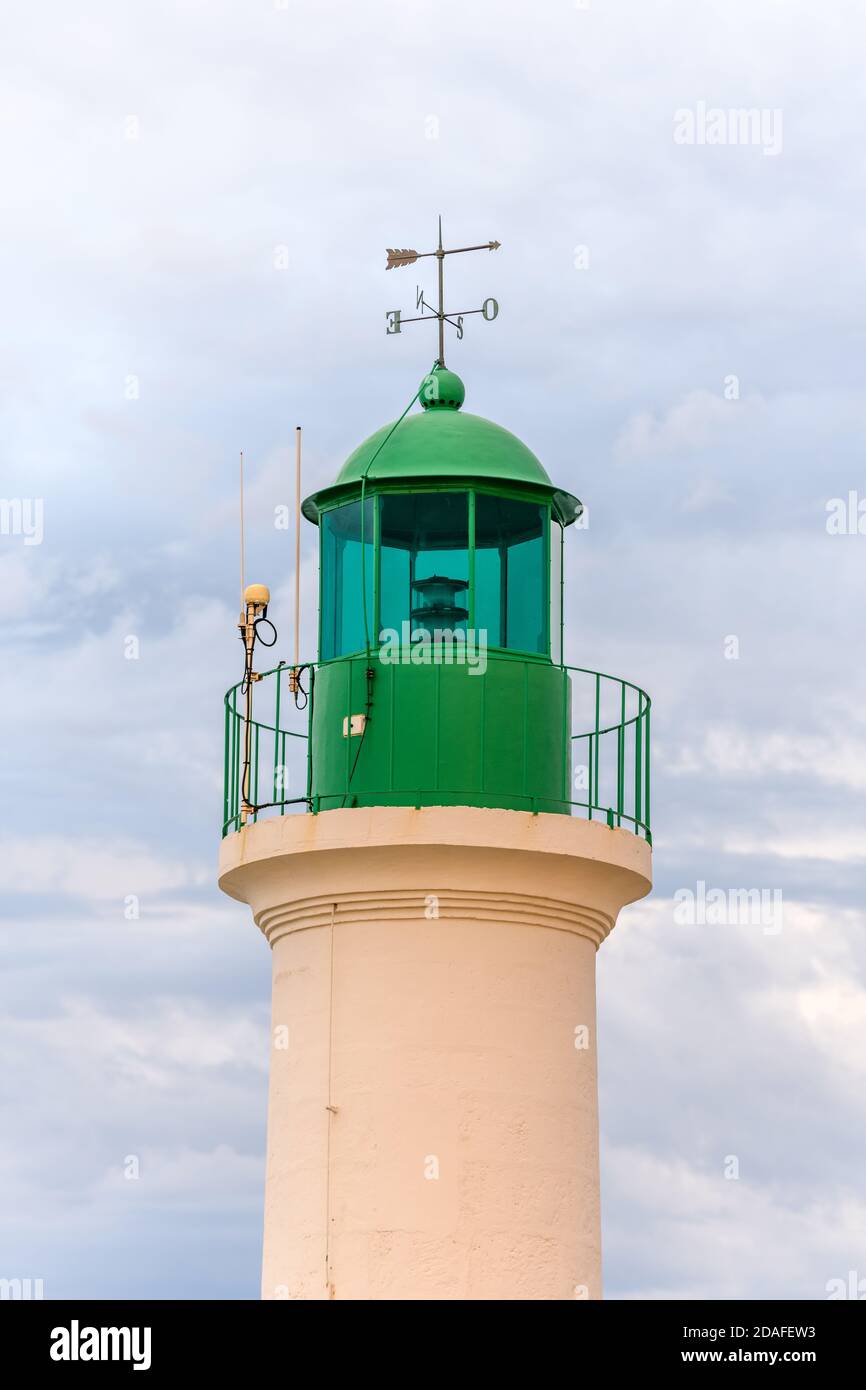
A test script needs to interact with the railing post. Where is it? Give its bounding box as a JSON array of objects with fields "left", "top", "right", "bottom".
[
  {"left": 645, "top": 701, "right": 651, "bottom": 840},
  {"left": 617, "top": 681, "right": 625, "bottom": 826},
  {"left": 634, "top": 690, "right": 642, "bottom": 831},
  {"left": 593, "top": 672, "right": 601, "bottom": 810},
  {"left": 273, "top": 665, "right": 282, "bottom": 804},
  {"left": 223, "top": 697, "right": 230, "bottom": 835}
]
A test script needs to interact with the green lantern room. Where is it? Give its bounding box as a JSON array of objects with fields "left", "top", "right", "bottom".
[
  {"left": 301, "top": 365, "right": 584, "bottom": 814},
  {"left": 223, "top": 364, "right": 650, "bottom": 841}
]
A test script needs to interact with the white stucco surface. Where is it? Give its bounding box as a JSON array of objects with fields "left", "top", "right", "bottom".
[{"left": 219, "top": 806, "right": 652, "bottom": 1300}]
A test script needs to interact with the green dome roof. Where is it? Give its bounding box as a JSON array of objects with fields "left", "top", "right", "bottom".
[
  {"left": 336, "top": 408, "right": 551, "bottom": 489},
  {"left": 302, "top": 370, "right": 581, "bottom": 525}
]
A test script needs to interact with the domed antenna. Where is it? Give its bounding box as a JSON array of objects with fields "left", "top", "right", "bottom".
[{"left": 384, "top": 215, "right": 501, "bottom": 367}]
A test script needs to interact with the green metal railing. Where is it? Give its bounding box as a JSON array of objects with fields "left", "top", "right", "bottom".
[
  {"left": 570, "top": 668, "right": 651, "bottom": 841},
  {"left": 222, "top": 662, "right": 314, "bottom": 838},
  {"left": 222, "top": 661, "right": 651, "bottom": 843}
]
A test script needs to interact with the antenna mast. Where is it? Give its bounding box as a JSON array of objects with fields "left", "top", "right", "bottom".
[{"left": 290, "top": 427, "right": 302, "bottom": 690}]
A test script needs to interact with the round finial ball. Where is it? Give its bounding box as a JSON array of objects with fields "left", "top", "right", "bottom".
[
  {"left": 244, "top": 583, "right": 270, "bottom": 606},
  {"left": 418, "top": 367, "right": 465, "bottom": 410}
]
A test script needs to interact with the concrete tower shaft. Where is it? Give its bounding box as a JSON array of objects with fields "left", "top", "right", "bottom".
[{"left": 219, "top": 805, "right": 651, "bottom": 1300}]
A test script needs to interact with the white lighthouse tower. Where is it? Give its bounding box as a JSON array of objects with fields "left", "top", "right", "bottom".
[{"left": 218, "top": 238, "right": 652, "bottom": 1300}]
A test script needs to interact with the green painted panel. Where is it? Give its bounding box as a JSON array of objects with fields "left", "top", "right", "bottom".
[
  {"left": 392, "top": 662, "right": 438, "bottom": 791},
  {"left": 437, "top": 665, "right": 484, "bottom": 794},
  {"left": 482, "top": 660, "right": 526, "bottom": 796},
  {"left": 310, "top": 653, "right": 569, "bottom": 813}
]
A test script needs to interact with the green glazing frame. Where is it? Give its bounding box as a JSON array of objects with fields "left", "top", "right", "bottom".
[{"left": 317, "top": 484, "right": 555, "bottom": 664}]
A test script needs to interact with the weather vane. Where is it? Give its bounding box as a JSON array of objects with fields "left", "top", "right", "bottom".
[{"left": 385, "top": 216, "right": 500, "bottom": 367}]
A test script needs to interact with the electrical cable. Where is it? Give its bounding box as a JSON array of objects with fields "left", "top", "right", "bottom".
[
  {"left": 292, "top": 663, "right": 310, "bottom": 711},
  {"left": 239, "top": 603, "right": 315, "bottom": 813},
  {"left": 253, "top": 617, "right": 277, "bottom": 648},
  {"left": 340, "top": 367, "right": 435, "bottom": 806}
]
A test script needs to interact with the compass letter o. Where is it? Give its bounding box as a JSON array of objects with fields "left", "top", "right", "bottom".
[
  {"left": 481, "top": 297, "right": 499, "bottom": 321},
  {"left": 386, "top": 309, "right": 402, "bottom": 335}
]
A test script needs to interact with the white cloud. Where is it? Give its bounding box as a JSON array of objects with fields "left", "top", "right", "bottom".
[
  {"left": 669, "top": 726, "right": 866, "bottom": 792},
  {"left": 604, "top": 1145, "right": 866, "bottom": 1300},
  {"left": 0, "top": 836, "right": 208, "bottom": 898},
  {"left": 599, "top": 894, "right": 866, "bottom": 1296},
  {"left": 615, "top": 389, "right": 756, "bottom": 461}
]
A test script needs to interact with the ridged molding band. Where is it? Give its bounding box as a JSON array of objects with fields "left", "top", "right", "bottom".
[{"left": 257, "top": 888, "right": 613, "bottom": 949}]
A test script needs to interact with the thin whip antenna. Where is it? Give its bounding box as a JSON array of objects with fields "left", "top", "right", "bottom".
[
  {"left": 436, "top": 213, "right": 445, "bottom": 366},
  {"left": 239, "top": 450, "right": 246, "bottom": 616},
  {"left": 294, "top": 427, "right": 302, "bottom": 672}
]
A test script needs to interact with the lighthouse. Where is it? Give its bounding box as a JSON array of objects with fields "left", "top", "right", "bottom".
[{"left": 218, "top": 238, "right": 652, "bottom": 1301}]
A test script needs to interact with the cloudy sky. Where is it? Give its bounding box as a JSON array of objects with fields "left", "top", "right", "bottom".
[{"left": 2, "top": 0, "right": 865, "bottom": 1299}]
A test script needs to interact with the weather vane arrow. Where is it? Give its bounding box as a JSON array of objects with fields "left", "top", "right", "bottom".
[
  {"left": 384, "top": 217, "right": 501, "bottom": 367},
  {"left": 386, "top": 240, "right": 501, "bottom": 270}
]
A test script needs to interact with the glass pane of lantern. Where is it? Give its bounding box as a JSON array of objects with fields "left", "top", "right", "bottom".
[
  {"left": 474, "top": 494, "right": 547, "bottom": 654},
  {"left": 550, "top": 519, "right": 563, "bottom": 665},
  {"left": 379, "top": 492, "right": 469, "bottom": 639},
  {"left": 320, "top": 498, "right": 374, "bottom": 659}
]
